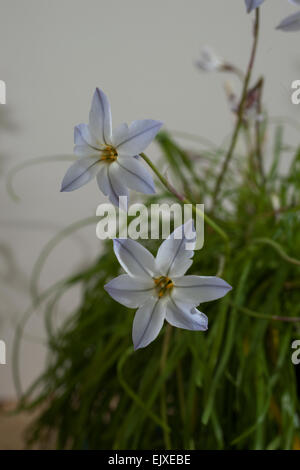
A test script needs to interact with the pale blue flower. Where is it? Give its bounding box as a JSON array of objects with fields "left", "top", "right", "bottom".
[
  {"left": 245, "top": 0, "right": 300, "bottom": 31},
  {"left": 105, "top": 220, "right": 232, "bottom": 350},
  {"left": 61, "top": 88, "right": 162, "bottom": 208}
]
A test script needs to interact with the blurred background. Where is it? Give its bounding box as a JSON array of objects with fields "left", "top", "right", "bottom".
[{"left": 0, "top": 0, "right": 299, "bottom": 448}]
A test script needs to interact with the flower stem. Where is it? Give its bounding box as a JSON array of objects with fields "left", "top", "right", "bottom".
[
  {"left": 141, "top": 152, "right": 185, "bottom": 201},
  {"left": 211, "top": 8, "right": 261, "bottom": 208},
  {"left": 222, "top": 63, "right": 245, "bottom": 82},
  {"left": 140, "top": 152, "right": 230, "bottom": 257}
]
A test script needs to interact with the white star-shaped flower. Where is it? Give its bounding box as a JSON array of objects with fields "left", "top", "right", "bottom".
[
  {"left": 105, "top": 220, "right": 232, "bottom": 350},
  {"left": 61, "top": 88, "right": 163, "bottom": 209}
]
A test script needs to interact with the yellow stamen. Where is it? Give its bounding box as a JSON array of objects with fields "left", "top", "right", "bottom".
[{"left": 153, "top": 276, "right": 174, "bottom": 298}]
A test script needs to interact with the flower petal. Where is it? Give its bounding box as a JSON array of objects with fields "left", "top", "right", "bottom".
[
  {"left": 276, "top": 11, "right": 300, "bottom": 32},
  {"left": 155, "top": 219, "right": 196, "bottom": 277},
  {"left": 74, "top": 123, "right": 99, "bottom": 148},
  {"left": 113, "top": 238, "right": 156, "bottom": 279},
  {"left": 74, "top": 144, "right": 100, "bottom": 158},
  {"left": 104, "top": 274, "right": 154, "bottom": 308},
  {"left": 60, "top": 156, "right": 101, "bottom": 192},
  {"left": 166, "top": 298, "right": 208, "bottom": 331},
  {"left": 244, "top": 0, "right": 265, "bottom": 13},
  {"left": 115, "top": 119, "right": 163, "bottom": 157},
  {"left": 173, "top": 275, "right": 232, "bottom": 306},
  {"left": 89, "top": 88, "right": 112, "bottom": 145},
  {"left": 97, "top": 163, "right": 129, "bottom": 209},
  {"left": 111, "top": 122, "right": 129, "bottom": 147},
  {"left": 132, "top": 297, "right": 166, "bottom": 350},
  {"left": 116, "top": 156, "right": 155, "bottom": 194}
]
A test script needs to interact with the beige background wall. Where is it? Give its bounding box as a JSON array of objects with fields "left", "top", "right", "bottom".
[{"left": 0, "top": 0, "right": 299, "bottom": 398}]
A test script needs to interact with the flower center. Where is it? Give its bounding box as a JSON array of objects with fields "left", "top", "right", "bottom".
[
  {"left": 100, "top": 145, "right": 118, "bottom": 163},
  {"left": 153, "top": 276, "right": 174, "bottom": 298}
]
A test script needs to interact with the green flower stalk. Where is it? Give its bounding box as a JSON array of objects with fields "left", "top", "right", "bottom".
[{"left": 9, "top": 3, "right": 300, "bottom": 451}]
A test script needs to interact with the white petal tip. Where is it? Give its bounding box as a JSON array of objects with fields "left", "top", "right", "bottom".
[
  {"left": 218, "top": 280, "right": 232, "bottom": 296},
  {"left": 60, "top": 180, "right": 79, "bottom": 192},
  {"left": 133, "top": 337, "right": 144, "bottom": 351},
  {"left": 60, "top": 183, "right": 70, "bottom": 192},
  {"left": 144, "top": 184, "right": 156, "bottom": 195},
  {"left": 95, "top": 86, "right": 104, "bottom": 96}
]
